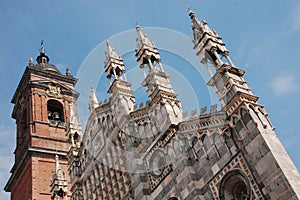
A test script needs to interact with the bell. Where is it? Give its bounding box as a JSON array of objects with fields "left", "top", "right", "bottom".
[
  {"left": 53, "top": 112, "right": 60, "bottom": 120},
  {"left": 48, "top": 111, "right": 52, "bottom": 117}
]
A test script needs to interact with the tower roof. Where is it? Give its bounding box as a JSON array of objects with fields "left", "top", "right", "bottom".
[
  {"left": 136, "top": 25, "right": 156, "bottom": 50},
  {"left": 189, "top": 10, "right": 215, "bottom": 42},
  {"left": 105, "top": 40, "right": 120, "bottom": 60},
  {"left": 135, "top": 25, "right": 161, "bottom": 65},
  {"left": 35, "top": 41, "right": 61, "bottom": 74},
  {"left": 104, "top": 40, "right": 126, "bottom": 80},
  {"left": 36, "top": 63, "right": 62, "bottom": 74},
  {"left": 88, "top": 87, "right": 99, "bottom": 112}
]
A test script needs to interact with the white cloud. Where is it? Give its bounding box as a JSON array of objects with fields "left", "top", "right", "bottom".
[{"left": 270, "top": 73, "right": 300, "bottom": 95}]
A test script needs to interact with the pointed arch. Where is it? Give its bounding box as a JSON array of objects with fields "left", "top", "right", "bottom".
[
  {"left": 240, "top": 107, "right": 252, "bottom": 127},
  {"left": 213, "top": 131, "right": 220, "bottom": 143},
  {"left": 201, "top": 134, "right": 211, "bottom": 150},
  {"left": 73, "top": 132, "right": 80, "bottom": 143},
  {"left": 200, "top": 134, "right": 211, "bottom": 159},
  {"left": 240, "top": 106, "right": 248, "bottom": 116},
  {"left": 188, "top": 136, "right": 199, "bottom": 160}
]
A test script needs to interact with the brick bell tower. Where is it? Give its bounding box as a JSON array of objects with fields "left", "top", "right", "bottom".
[{"left": 4, "top": 42, "right": 79, "bottom": 200}]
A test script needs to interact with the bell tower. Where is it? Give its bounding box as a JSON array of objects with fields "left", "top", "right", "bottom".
[{"left": 4, "top": 42, "right": 79, "bottom": 200}]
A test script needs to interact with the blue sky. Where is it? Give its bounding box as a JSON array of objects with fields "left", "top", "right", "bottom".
[{"left": 1, "top": 0, "right": 300, "bottom": 199}]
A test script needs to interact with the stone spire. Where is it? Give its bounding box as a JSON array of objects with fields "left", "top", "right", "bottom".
[
  {"left": 189, "top": 10, "right": 235, "bottom": 74},
  {"left": 189, "top": 11, "right": 300, "bottom": 200},
  {"left": 67, "top": 102, "right": 82, "bottom": 148},
  {"left": 135, "top": 25, "right": 164, "bottom": 73},
  {"left": 134, "top": 26, "right": 182, "bottom": 124},
  {"left": 36, "top": 40, "right": 50, "bottom": 64},
  {"left": 104, "top": 40, "right": 126, "bottom": 81},
  {"left": 189, "top": 10, "right": 215, "bottom": 42},
  {"left": 190, "top": 10, "right": 253, "bottom": 107},
  {"left": 88, "top": 87, "right": 99, "bottom": 112},
  {"left": 104, "top": 42, "right": 135, "bottom": 123},
  {"left": 50, "top": 155, "right": 67, "bottom": 200},
  {"left": 136, "top": 25, "right": 156, "bottom": 50}
]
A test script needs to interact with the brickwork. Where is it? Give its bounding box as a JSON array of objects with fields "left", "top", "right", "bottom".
[
  {"left": 11, "top": 158, "right": 32, "bottom": 200},
  {"left": 5, "top": 49, "right": 79, "bottom": 200}
]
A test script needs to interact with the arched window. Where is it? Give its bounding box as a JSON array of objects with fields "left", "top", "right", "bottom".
[
  {"left": 188, "top": 137, "right": 199, "bottom": 160},
  {"left": 240, "top": 107, "right": 252, "bottom": 126},
  {"left": 213, "top": 132, "right": 220, "bottom": 143},
  {"left": 232, "top": 116, "right": 243, "bottom": 133},
  {"left": 201, "top": 134, "right": 211, "bottom": 159},
  {"left": 212, "top": 132, "right": 221, "bottom": 158},
  {"left": 47, "top": 99, "right": 64, "bottom": 122},
  {"left": 173, "top": 139, "right": 181, "bottom": 157},
  {"left": 192, "top": 137, "right": 198, "bottom": 146},
  {"left": 73, "top": 132, "right": 79, "bottom": 143},
  {"left": 73, "top": 132, "right": 80, "bottom": 147},
  {"left": 201, "top": 134, "right": 211, "bottom": 150},
  {"left": 233, "top": 116, "right": 239, "bottom": 126},
  {"left": 219, "top": 170, "right": 251, "bottom": 200}
]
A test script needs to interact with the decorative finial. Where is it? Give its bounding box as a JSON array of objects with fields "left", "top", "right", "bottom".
[
  {"left": 66, "top": 67, "right": 72, "bottom": 76},
  {"left": 89, "top": 86, "right": 99, "bottom": 112},
  {"left": 191, "top": 109, "right": 197, "bottom": 117},
  {"left": 200, "top": 106, "right": 207, "bottom": 115},
  {"left": 55, "top": 154, "right": 59, "bottom": 171},
  {"left": 188, "top": 8, "right": 195, "bottom": 18},
  {"left": 106, "top": 39, "right": 110, "bottom": 46},
  {"left": 28, "top": 57, "right": 34, "bottom": 66},
  {"left": 136, "top": 22, "right": 141, "bottom": 31}
]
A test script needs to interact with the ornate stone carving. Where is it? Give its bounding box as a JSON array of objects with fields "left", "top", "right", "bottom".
[
  {"left": 46, "top": 83, "right": 62, "bottom": 98},
  {"left": 209, "top": 153, "right": 263, "bottom": 200},
  {"left": 144, "top": 128, "right": 176, "bottom": 191}
]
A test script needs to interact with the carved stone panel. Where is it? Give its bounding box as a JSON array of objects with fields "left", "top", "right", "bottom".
[
  {"left": 46, "top": 83, "right": 62, "bottom": 98},
  {"left": 209, "top": 153, "right": 264, "bottom": 200}
]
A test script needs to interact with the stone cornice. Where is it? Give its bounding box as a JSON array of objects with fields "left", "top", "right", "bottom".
[{"left": 12, "top": 65, "right": 78, "bottom": 104}]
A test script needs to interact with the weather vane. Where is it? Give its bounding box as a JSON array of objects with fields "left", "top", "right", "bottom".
[
  {"left": 187, "top": 7, "right": 192, "bottom": 13},
  {"left": 40, "top": 40, "right": 45, "bottom": 54}
]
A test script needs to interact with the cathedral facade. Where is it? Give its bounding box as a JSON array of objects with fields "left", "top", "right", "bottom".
[
  {"left": 67, "top": 11, "right": 300, "bottom": 199},
  {"left": 5, "top": 11, "right": 300, "bottom": 200}
]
